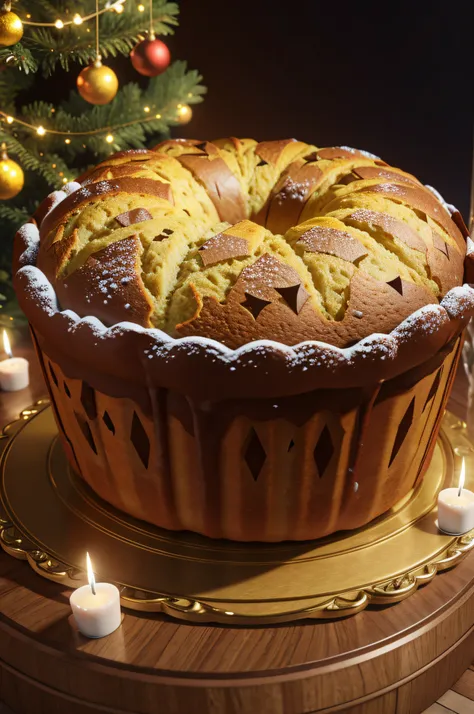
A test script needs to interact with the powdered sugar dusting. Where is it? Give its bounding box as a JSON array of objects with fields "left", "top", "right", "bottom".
[
  {"left": 17, "top": 259, "right": 474, "bottom": 371},
  {"left": 466, "top": 236, "right": 474, "bottom": 257},
  {"left": 392, "top": 304, "right": 447, "bottom": 344},
  {"left": 339, "top": 145, "right": 381, "bottom": 160},
  {"left": 276, "top": 177, "right": 312, "bottom": 204},
  {"left": 45, "top": 190, "right": 67, "bottom": 216},
  {"left": 83, "top": 237, "right": 138, "bottom": 305},
  {"left": 17, "top": 265, "right": 58, "bottom": 316},
  {"left": 63, "top": 181, "right": 81, "bottom": 196},
  {"left": 345, "top": 333, "right": 397, "bottom": 362},
  {"left": 16, "top": 223, "right": 40, "bottom": 267},
  {"left": 441, "top": 285, "right": 474, "bottom": 319}
]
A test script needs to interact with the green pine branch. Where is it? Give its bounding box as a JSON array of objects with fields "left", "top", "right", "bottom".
[
  {"left": 18, "top": 1, "right": 179, "bottom": 75},
  {"left": 15, "top": 0, "right": 63, "bottom": 19},
  {"left": 0, "top": 69, "right": 33, "bottom": 107},
  {"left": 0, "top": 1, "right": 206, "bottom": 322},
  {"left": 0, "top": 132, "right": 69, "bottom": 186},
  {"left": 0, "top": 61, "right": 205, "bottom": 235},
  {"left": 4, "top": 61, "right": 204, "bottom": 159},
  {"left": 0, "top": 204, "right": 30, "bottom": 226},
  {"left": 0, "top": 43, "right": 38, "bottom": 73}
]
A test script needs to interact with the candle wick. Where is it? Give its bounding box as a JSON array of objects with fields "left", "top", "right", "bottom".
[
  {"left": 458, "top": 484, "right": 463, "bottom": 497},
  {"left": 91, "top": 581, "right": 96, "bottom": 596}
]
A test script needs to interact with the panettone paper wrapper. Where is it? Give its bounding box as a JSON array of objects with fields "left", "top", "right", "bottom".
[{"left": 32, "top": 328, "right": 461, "bottom": 541}]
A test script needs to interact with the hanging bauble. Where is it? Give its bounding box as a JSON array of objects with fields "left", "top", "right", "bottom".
[
  {"left": 130, "top": 36, "right": 170, "bottom": 77},
  {"left": 0, "top": 146, "right": 24, "bottom": 200},
  {"left": 77, "top": 59, "right": 119, "bottom": 105},
  {"left": 0, "top": 9, "right": 23, "bottom": 47},
  {"left": 175, "top": 103, "right": 193, "bottom": 125}
]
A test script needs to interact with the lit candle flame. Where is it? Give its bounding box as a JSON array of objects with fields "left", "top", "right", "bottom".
[
  {"left": 458, "top": 458, "right": 465, "bottom": 497},
  {"left": 2, "top": 330, "right": 12, "bottom": 359},
  {"left": 86, "top": 552, "right": 96, "bottom": 595}
]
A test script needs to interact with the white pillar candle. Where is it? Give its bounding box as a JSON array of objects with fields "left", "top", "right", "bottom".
[
  {"left": 0, "top": 330, "right": 29, "bottom": 392},
  {"left": 438, "top": 458, "right": 474, "bottom": 535},
  {"left": 70, "top": 553, "right": 122, "bottom": 638}
]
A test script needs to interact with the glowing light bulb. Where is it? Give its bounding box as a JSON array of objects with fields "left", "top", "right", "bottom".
[
  {"left": 6, "top": 116, "right": 13, "bottom": 124},
  {"left": 37, "top": 126, "right": 46, "bottom": 136},
  {"left": 105, "top": 134, "right": 114, "bottom": 143},
  {"left": 114, "top": 1, "right": 124, "bottom": 12},
  {"left": 64, "top": 138, "right": 71, "bottom": 144},
  {"left": 55, "top": 19, "right": 64, "bottom": 29},
  {"left": 144, "top": 106, "right": 150, "bottom": 113},
  {"left": 155, "top": 113, "right": 161, "bottom": 119},
  {"left": 73, "top": 14, "right": 83, "bottom": 25},
  {"left": 138, "top": 4, "right": 145, "bottom": 11},
  {"left": 62, "top": 177, "right": 68, "bottom": 183}
]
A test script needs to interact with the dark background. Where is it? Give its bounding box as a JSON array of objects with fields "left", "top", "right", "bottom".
[
  {"left": 34, "top": 0, "right": 473, "bottom": 218},
  {"left": 165, "top": 0, "right": 473, "bottom": 218}
]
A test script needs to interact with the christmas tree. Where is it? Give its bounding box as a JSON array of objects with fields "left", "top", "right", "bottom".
[{"left": 0, "top": 0, "right": 205, "bottom": 327}]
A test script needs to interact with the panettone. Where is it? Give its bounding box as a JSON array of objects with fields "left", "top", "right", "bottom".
[
  {"left": 35, "top": 138, "right": 466, "bottom": 348},
  {"left": 13, "top": 138, "right": 474, "bottom": 542}
]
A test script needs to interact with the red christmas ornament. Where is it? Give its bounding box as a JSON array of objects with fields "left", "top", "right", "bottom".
[{"left": 130, "top": 36, "right": 170, "bottom": 77}]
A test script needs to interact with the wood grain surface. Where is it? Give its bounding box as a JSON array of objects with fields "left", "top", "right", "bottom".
[{"left": 0, "top": 332, "right": 472, "bottom": 714}]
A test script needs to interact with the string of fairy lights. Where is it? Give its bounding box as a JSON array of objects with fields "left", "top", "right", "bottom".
[
  {"left": 21, "top": 0, "right": 127, "bottom": 28},
  {"left": 0, "top": 0, "right": 194, "bottom": 198},
  {"left": 0, "top": 102, "right": 193, "bottom": 141}
]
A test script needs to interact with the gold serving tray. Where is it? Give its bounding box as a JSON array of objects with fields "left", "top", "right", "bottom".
[{"left": 0, "top": 401, "right": 473, "bottom": 624}]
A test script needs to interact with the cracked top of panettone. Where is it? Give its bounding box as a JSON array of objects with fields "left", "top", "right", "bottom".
[{"left": 34, "top": 138, "right": 469, "bottom": 349}]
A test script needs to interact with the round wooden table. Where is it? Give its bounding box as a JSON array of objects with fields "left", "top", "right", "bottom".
[{"left": 0, "top": 337, "right": 472, "bottom": 714}]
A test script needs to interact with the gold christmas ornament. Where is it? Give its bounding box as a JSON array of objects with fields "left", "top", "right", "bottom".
[
  {"left": 0, "top": 145, "right": 24, "bottom": 200},
  {"left": 77, "top": 59, "right": 119, "bottom": 105},
  {"left": 176, "top": 103, "right": 192, "bottom": 125},
  {"left": 0, "top": 8, "right": 23, "bottom": 47}
]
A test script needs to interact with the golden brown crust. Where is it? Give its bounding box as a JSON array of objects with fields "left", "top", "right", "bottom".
[
  {"left": 297, "top": 225, "right": 368, "bottom": 262},
  {"left": 315, "top": 147, "right": 372, "bottom": 161},
  {"left": 155, "top": 139, "right": 246, "bottom": 224},
  {"left": 40, "top": 177, "right": 173, "bottom": 241},
  {"left": 177, "top": 152, "right": 246, "bottom": 224},
  {"left": 55, "top": 235, "right": 153, "bottom": 327},
  {"left": 176, "top": 268, "right": 437, "bottom": 348},
  {"left": 351, "top": 165, "right": 421, "bottom": 185},
  {"left": 29, "top": 140, "right": 468, "bottom": 350},
  {"left": 265, "top": 161, "right": 324, "bottom": 234},
  {"left": 254, "top": 139, "right": 306, "bottom": 166},
  {"left": 37, "top": 225, "right": 79, "bottom": 280},
  {"left": 357, "top": 182, "right": 464, "bottom": 248},
  {"left": 198, "top": 232, "right": 251, "bottom": 267},
  {"left": 345, "top": 209, "right": 427, "bottom": 253},
  {"left": 75, "top": 150, "right": 158, "bottom": 183}
]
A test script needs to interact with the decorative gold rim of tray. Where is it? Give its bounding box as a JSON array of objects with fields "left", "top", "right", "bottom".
[{"left": 0, "top": 400, "right": 473, "bottom": 625}]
